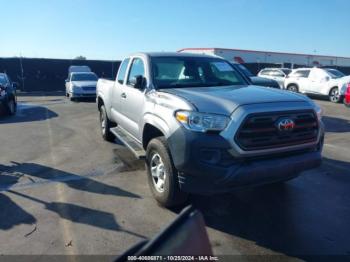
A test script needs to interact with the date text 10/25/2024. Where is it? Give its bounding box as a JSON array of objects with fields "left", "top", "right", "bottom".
[{"left": 127, "top": 256, "right": 219, "bottom": 261}]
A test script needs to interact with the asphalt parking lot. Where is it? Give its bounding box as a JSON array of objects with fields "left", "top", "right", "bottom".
[{"left": 0, "top": 93, "right": 350, "bottom": 259}]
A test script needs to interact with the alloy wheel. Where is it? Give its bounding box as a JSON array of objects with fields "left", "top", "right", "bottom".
[{"left": 150, "top": 153, "right": 167, "bottom": 193}]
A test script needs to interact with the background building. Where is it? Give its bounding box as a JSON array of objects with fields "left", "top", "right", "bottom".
[{"left": 178, "top": 48, "right": 350, "bottom": 68}]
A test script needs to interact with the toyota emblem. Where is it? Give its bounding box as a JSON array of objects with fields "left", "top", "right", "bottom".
[{"left": 276, "top": 118, "right": 295, "bottom": 132}]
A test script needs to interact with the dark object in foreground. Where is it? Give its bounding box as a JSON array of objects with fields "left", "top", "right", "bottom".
[{"left": 116, "top": 206, "right": 212, "bottom": 261}]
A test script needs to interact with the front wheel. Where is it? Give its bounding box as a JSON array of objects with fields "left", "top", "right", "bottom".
[
  {"left": 99, "top": 105, "right": 115, "bottom": 142},
  {"left": 146, "top": 137, "right": 188, "bottom": 207},
  {"left": 329, "top": 87, "right": 342, "bottom": 103}
]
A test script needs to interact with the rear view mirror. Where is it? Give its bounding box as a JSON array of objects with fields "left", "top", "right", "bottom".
[{"left": 130, "top": 75, "right": 145, "bottom": 90}]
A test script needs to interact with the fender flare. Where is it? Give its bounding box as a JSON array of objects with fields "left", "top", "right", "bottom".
[{"left": 142, "top": 113, "right": 171, "bottom": 139}]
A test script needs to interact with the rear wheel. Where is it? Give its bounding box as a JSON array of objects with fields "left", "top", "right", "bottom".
[
  {"left": 6, "top": 98, "right": 16, "bottom": 116},
  {"left": 329, "top": 87, "right": 342, "bottom": 103},
  {"left": 146, "top": 137, "right": 188, "bottom": 208},
  {"left": 287, "top": 84, "right": 298, "bottom": 92},
  {"left": 99, "top": 105, "right": 115, "bottom": 142}
]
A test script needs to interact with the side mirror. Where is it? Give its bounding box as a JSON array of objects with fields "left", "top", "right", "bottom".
[
  {"left": 130, "top": 75, "right": 145, "bottom": 90},
  {"left": 324, "top": 76, "right": 330, "bottom": 82},
  {"left": 12, "top": 82, "right": 18, "bottom": 89},
  {"left": 65, "top": 79, "right": 69, "bottom": 83}
]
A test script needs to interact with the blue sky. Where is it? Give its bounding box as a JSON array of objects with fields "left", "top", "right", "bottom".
[{"left": 1, "top": 0, "right": 349, "bottom": 60}]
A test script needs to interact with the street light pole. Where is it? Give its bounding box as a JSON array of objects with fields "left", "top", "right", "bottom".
[{"left": 19, "top": 53, "right": 25, "bottom": 92}]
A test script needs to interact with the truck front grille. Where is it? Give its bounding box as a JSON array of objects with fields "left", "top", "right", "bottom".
[{"left": 235, "top": 110, "right": 319, "bottom": 151}]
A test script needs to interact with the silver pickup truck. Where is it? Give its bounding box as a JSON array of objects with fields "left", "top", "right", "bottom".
[{"left": 97, "top": 52, "right": 324, "bottom": 207}]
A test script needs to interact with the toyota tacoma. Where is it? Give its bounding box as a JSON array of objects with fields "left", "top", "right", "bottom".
[{"left": 96, "top": 53, "right": 324, "bottom": 207}]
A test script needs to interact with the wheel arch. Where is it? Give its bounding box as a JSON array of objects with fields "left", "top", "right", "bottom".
[
  {"left": 328, "top": 86, "right": 339, "bottom": 96},
  {"left": 142, "top": 115, "right": 170, "bottom": 149},
  {"left": 97, "top": 96, "right": 104, "bottom": 110}
]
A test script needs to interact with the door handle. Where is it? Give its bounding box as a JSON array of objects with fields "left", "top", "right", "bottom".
[{"left": 121, "top": 93, "right": 127, "bottom": 98}]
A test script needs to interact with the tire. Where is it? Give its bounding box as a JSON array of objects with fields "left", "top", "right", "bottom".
[
  {"left": 99, "top": 105, "right": 115, "bottom": 142},
  {"left": 329, "top": 87, "right": 342, "bottom": 103},
  {"left": 287, "top": 84, "right": 298, "bottom": 93},
  {"left": 146, "top": 137, "right": 188, "bottom": 208},
  {"left": 6, "top": 98, "right": 16, "bottom": 116}
]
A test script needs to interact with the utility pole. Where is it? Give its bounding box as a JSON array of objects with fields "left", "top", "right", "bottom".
[{"left": 19, "top": 53, "right": 25, "bottom": 92}]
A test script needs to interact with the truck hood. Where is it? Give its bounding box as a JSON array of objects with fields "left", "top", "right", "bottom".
[
  {"left": 71, "top": 81, "right": 97, "bottom": 87},
  {"left": 160, "top": 85, "right": 310, "bottom": 115}
]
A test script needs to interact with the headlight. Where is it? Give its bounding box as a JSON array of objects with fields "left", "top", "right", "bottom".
[
  {"left": 175, "top": 111, "right": 230, "bottom": 132},
  {"left": 314, "top": 104, "right": 323, "bottom": 121}
]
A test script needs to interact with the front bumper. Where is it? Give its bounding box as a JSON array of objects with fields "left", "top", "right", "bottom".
[
  {"left": 168, "top": 127, "right": 323, "bottom": 195},
  {"left": 70, "top": 91, "right": 96, "bottom": 98}
]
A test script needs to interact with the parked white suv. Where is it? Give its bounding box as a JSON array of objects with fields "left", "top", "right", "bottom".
[{"left": 284, "top": 68, "right": 350, "bottom": 103}]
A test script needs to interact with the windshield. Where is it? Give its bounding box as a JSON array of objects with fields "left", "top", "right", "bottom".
[
  {"left": 325, "top": 69, "right": 345, "bottom": 79},
  {"left": 152, "top": 57, "right": 247, "bottom": 89},
  {"left": 71, "top": 73, "right": 97, "bottom": 81}
]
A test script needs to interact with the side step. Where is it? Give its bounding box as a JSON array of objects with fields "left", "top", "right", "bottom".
[{"left": 110, "top": 127, "right": 146, "bottom": 159}]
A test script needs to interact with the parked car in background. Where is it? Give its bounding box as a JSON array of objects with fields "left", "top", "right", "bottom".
[
  {"left": 344, "top": 83, "right": 350, "bottom": 107},
  {"left": 284, "top": 68, "right": 350, "bottom": 103},
  {"left": 258, "top": 68, "right": 292, "bottom": 89},
  {"left": 0, "top": 73, "right": 17, "bottom": 116},
  {"left": 97, "top": 52, "right": 324, "bottom": 207},
  {"left": 65, "top": 72, "right": 98, "bottom": 101},
  {"left": 231, "top": 63, "right": 280, "bottom": 88}
]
